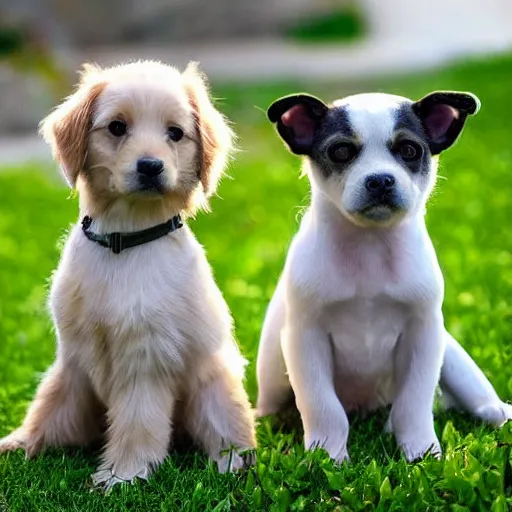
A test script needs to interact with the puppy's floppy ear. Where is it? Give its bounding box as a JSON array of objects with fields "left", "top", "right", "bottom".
[
  {"left": 39, "top": 65, "right": 105, "bottom": 188},
  {"left": 412, "top": 91, "right": 480, "bottom": 155},
  {"left": 267, "top": 94, "right": 328, "bottom": 155},
  {"left": 183, "top": 62, "right": 233, "bottom": 198}
]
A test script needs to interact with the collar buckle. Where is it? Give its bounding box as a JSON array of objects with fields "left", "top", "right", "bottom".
[
  {"left": 172, "top": 216, "right": 183, "bottom": 230},
  {"left": 109, "top": 232, "right": 123, "bottom": 254},
  {"left": 82, "top": 215, "right": 92, "bottom": 230}
]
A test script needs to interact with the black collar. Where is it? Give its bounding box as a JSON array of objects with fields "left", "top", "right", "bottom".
[{"left": 81, "top": 214, "right": 183, "bottom": 254}]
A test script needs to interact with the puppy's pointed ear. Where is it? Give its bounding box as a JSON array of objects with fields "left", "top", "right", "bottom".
[
  {"left": 39, "top": 65, "right": 105, "bottom": 187},
  {"left": 267, "top": 94, "right": 328, "bottom": 155},
  {"left": 183, "top": 62, "right": 233, "bottom": 199},
  {"left": 412, "top": 91, "right": 480, "bottom": 155}
]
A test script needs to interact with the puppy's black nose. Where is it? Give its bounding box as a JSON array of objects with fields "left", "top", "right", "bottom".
[
  {"left": 137, "top": 157, "right": 164, "bottom": 177},
  {"left": 365, "top": 174, "right": 395, "bottom": 194}
]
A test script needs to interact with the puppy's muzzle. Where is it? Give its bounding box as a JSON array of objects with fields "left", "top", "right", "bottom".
[
  {"left": 357, "top": 173, "right": 405, "bottom": 221},
  {"left": 137, "top": 157, "right": 165, "bottom": 192},
  {"left": 137, "top": 157, "right": 164, "bottom": 177},
  {"left": 364, "top": 173, "right": 395, "bottom": 199},
  {"left": 362, "top": 173, "right": 400, "bottom": 209}
]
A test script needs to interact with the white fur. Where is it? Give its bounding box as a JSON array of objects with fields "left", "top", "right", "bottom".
[{"left": 257, "top": 93, "right": 512, "bottom": 462}]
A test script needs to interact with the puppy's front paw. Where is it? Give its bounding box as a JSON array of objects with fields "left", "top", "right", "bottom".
[
  {"left": 399, "top": 435, "right": 441, "bottom": 462},
  {"left": 0, "top": 429, "right": 43, "bottom": 458},
  {"left": 330, "top": 447, "right": 350, "bottom": 464},
  {"left": 217, "top": 448, "right": 255, "bottom": 473},
  {"left": 474, "top": 401, "right": 512, "bottom": 427},
  {"left": 0, "top": 433, "right": 24, "bottom": 453},
  {"left": 306, "top": 434, "right": 350, "bottom": 464},
  {"left": 92, "top": 463, "right": 150, "bottom": 490}
]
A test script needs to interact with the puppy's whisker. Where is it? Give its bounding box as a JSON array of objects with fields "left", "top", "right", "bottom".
[{"left": 253, "top": 105, "right": 267, "bottom": 117}]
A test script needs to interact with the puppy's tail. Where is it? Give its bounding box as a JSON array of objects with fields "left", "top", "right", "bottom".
[{"left": 440, "top": 332, "right": 512, "bottom": 427}]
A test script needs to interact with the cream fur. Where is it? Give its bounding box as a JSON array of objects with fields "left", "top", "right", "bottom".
[{"left": 0, "top": 60, "right": 255, "bottom": 489}]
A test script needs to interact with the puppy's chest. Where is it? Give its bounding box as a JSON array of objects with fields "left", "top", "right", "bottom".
[
  {"left": 83, "top": 252, "right": 185, "bottom": 323},
  {"left": 321, "top": 297, "right": 405, "bottom": 411},
  {"left": 55, "top": 233, "right": 200, "bottom": 333},
  {"left": 309, "top": 234, "right": 435, "bottom": 304},
  {"left": 302, "top": 235, "right": 424, "bottom": 377},
  {"left": 323, "top": 296, "right": 405, "bottom": 372}
]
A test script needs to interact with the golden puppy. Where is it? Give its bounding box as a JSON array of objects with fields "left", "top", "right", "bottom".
[{"left": 0, "top": 61, "right": 255, "bottom": 488}]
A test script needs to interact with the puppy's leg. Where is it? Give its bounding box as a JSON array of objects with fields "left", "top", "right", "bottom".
[
  {"left": 440, "top": 331, "right": 512, "bottom": 426},
  {"left": 390, "top": 311, "right": 444, "bottom": 461},
  {"left": 184, "top": 360, "right": 256, "bottom": 473},
  {"left": 256, "top": 284, "right": 293, "bottom": 417},
  {"left": 0, "top": 359, "right": 102, "bottom": 457},
  {"left": 92, "top": 370, "right": 174, "bottom": 489},
  {"left": 283, "top": 320, "right": 349, "bottom": 463}
]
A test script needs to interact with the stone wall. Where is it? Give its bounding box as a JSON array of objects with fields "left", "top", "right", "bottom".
[{"left": 1, "top": 0, "right": 338, "bottom": 46}]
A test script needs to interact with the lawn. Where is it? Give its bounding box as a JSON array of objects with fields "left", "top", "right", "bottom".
[{"left": 1, "top": 54, "right": 512, "bottom": 511}]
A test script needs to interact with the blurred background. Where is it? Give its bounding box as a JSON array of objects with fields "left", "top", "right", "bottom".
[{"left": 1, "top": 0, "right": 512, "bottom": 153}]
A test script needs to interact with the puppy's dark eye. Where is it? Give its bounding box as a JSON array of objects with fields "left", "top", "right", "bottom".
[
  {"left": 167, "top": 127, "right": 184, "bottom": 142},
  {"left": 108, "top": 120, "right": 127, "bottom": 137},
  {"left": 328, "top": 142, "right": 357, "bottom": 163},
  {"left": 397, "top": 140, "right": 422, "bottom": 161}
]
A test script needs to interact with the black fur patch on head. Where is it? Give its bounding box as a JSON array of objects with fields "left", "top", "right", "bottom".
[
  {"left": 392, "top": 102, "right": 432, "bottom": 175},
  {"left": 310, "top": 105, "right": 357, "bottom": 177},
  {"left": 314, "top": 106, "right": 355, "bottom": 143},
  {"left": 394, "top": 102, "right": 426, "bottom": 139}
]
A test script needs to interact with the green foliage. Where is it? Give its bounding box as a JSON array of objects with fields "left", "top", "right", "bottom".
[
  {"left": 0, "top": 26, "right": 24, "bottom": 57},
  {"left": 286, "top": 5, "right": 365, "bottom": 44},
  {"left": 1, "top": 54, "right": 512, "bottom": 510},
  {"left": 0, "top": 23, "right": 70, "bottom": 99}
]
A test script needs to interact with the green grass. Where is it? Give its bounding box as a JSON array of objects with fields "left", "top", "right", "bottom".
[
  {"left": 285, "top": 5, "right": 365, "bottom": 44},
  {"left": 2, "top": 54, "right": 512, "bottom": 510}
]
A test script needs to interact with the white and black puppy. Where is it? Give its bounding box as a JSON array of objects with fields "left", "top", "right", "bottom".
[{"left": 256, "top": 90, "right": 512, "bottom": 462}]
